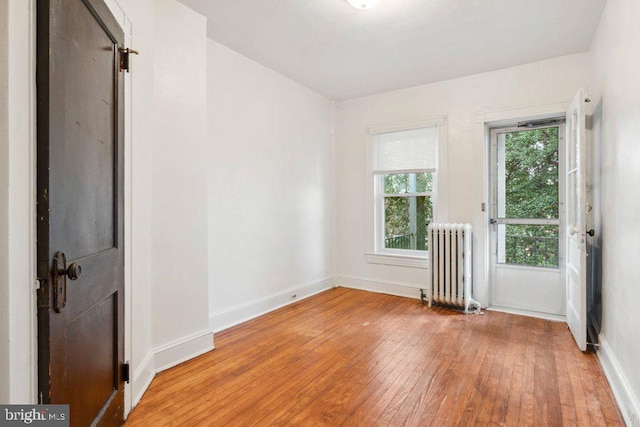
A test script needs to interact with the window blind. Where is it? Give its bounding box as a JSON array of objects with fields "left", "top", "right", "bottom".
[{"left": 372, "top": 126, "right": 437, "bottom": 175}]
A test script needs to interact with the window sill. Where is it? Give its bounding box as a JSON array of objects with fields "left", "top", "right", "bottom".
[{"left": 365, "top": 252, "right": 428, "bottom": 269}]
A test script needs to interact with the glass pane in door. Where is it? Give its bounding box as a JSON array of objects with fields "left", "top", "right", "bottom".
[
  {"left": 497, "top": 126, "right": 560, "bottom": 267},
  {"left": 501, "top": 127, "right": 559, "bottom": 219},
  {"left": 497, "top": 224, "right": 559, "bottom": 267}
]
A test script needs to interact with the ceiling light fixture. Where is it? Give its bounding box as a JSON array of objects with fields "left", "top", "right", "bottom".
[{"left": 346, "top": 0, "right": 378, "bottom": 10}]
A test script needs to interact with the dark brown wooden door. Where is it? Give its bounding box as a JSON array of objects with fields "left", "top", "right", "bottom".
[{"left": 37, "top": 0, "right": 125, "bottom": 425}]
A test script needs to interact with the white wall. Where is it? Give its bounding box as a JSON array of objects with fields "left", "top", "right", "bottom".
[
  {"left": 589, "top": 0, "right": 640, "bottom": 423},
  {"left": 152, "top": 0, "right": 212, "bottom": 363},
  {"left": 207, "top": 40, "right": 335, "bottom": 331},
  {"left": 334, "top": 53, "right": 589, "bottom": 302}
]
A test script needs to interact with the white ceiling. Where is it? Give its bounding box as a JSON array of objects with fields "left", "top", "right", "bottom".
[{"left": 178, "top": 0, "right": 607, "bottom": 100}]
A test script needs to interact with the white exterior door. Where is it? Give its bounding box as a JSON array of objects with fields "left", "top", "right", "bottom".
[
  {"left": 489, "top": 123, "right": 565, "bottom": 316},
  {"left": 566, "top": 90, "right": 588, "bottom": 351}
]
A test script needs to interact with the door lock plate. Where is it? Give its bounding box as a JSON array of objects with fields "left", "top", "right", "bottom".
[{"left": 53, "top": 252, "right": 66, "bottom": 313}]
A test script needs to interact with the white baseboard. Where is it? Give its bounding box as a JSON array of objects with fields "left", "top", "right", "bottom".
[
  {"left": 486, "top": 306, "right": 566, "bottom": 322},
  {"left": 598, "top": 334, "right": 640, "bottom": 426},
  {"left": 127, "top": 328, "right": 214, "bottom": 416},
  {"left": 336, "top": 275, "right": 423, "bottom": 300},
  {"left": 154, "top": 328, "right": 215, "bottom": 373},
  {"left": 131, "top": 351, "right": 155, "bottom": 409},
  {"left": 209, "top": 277, "right": 334, "bottom": 333}
]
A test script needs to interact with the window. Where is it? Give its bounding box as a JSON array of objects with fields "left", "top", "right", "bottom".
[
  {"left": 372, "top": 126, "right": 438, "bottom": 257},
  {"left": 491, "top": 125, "right": 562, "bottom": 268}
]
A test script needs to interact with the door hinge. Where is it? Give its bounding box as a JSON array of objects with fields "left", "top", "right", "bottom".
[
  {"left": 121, "top": 361, "right": 130, "bottom": 384},
  {"left": 119, "top": 48, "right": 139, "bottom": 73}
]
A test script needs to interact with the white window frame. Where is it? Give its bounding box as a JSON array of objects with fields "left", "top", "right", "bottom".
[{"left": 365, "top": 116, "right": 448, "bottom": 268}]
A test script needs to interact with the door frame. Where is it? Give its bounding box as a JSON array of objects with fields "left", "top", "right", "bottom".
[
  {"left": 472, "top": 100, "right": 573, "bottom": 312},
  {"left": 101, "top": 0, "right": 134, "bottom": 415},
  {"left": 487, "top": 121, "right": 566, "bottom": 317}
]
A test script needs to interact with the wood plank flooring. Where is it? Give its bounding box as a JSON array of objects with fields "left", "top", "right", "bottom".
[{"left": 125, "top": 287, "right": 623, "bottom": 426}]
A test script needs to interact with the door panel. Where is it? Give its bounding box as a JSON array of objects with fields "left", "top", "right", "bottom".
[
  {"left": 565, "top": 90, "right": 588, "bottom": 351},
  {"left": 493, "top": 266, "right": 564, "bottom": 314},
  {"left": 67, "top": 297, "right": 116, "bottom": 421},
  {"left": 37, "top": 0, "right": 125, "bottom": 425},
  {"left": 51, "top": 0, "right": 116, "bottom": 261}
]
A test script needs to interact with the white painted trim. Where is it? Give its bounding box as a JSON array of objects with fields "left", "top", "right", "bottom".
[
  {"left": 0, "top": 0, "right": 9, "bottom": 403},
  {"left": 25, "top": 0, "right": 38, "bottom": 404},
  {"left": 153, "top": 329, "right": 215, "bottom": 373},
  {"left": 4, "top": 0, "right": 38, "bottom": 404},
  {"left": 597, "top": 335, "right": 640, "bottom": 426},
  {"left": 129, "top": 328, "right": 215, "bottom": 412},
  {"left": 330, "top": 101, "right": 338, "bottom": 296},
  {"left": 485, "top": 306, "right": 565, "bottom": 322},
  {"left": 365, "top": 252, "right": 427, "bottom": 269},
  {"left": 473, "top": 99, "right": 572, "bottom": 124},
  {"left": 103, "top": 0, "right": 126, "bottom": 24},
  {"left": 89, "top": 0, "right": 136, "bottom": 414},
  {"left": 472, "top": 121, "right": 490, "bottom": 307},
  {"left": 131, "top": 351, "right": 154, "bottom": 410},
  {"left": 368, "top": 115, "right": 447, "bottom": 135},
  {"left": 209, "top": 277, "right": 334, "bottom": 333},
  {"left": 336, "top": 276, "right": 423, "bottom": 300}
]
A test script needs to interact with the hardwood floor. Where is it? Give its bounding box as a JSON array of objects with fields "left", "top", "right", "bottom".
[{"left": 125, "top": 287, "right": 623, "bottom": 426}]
